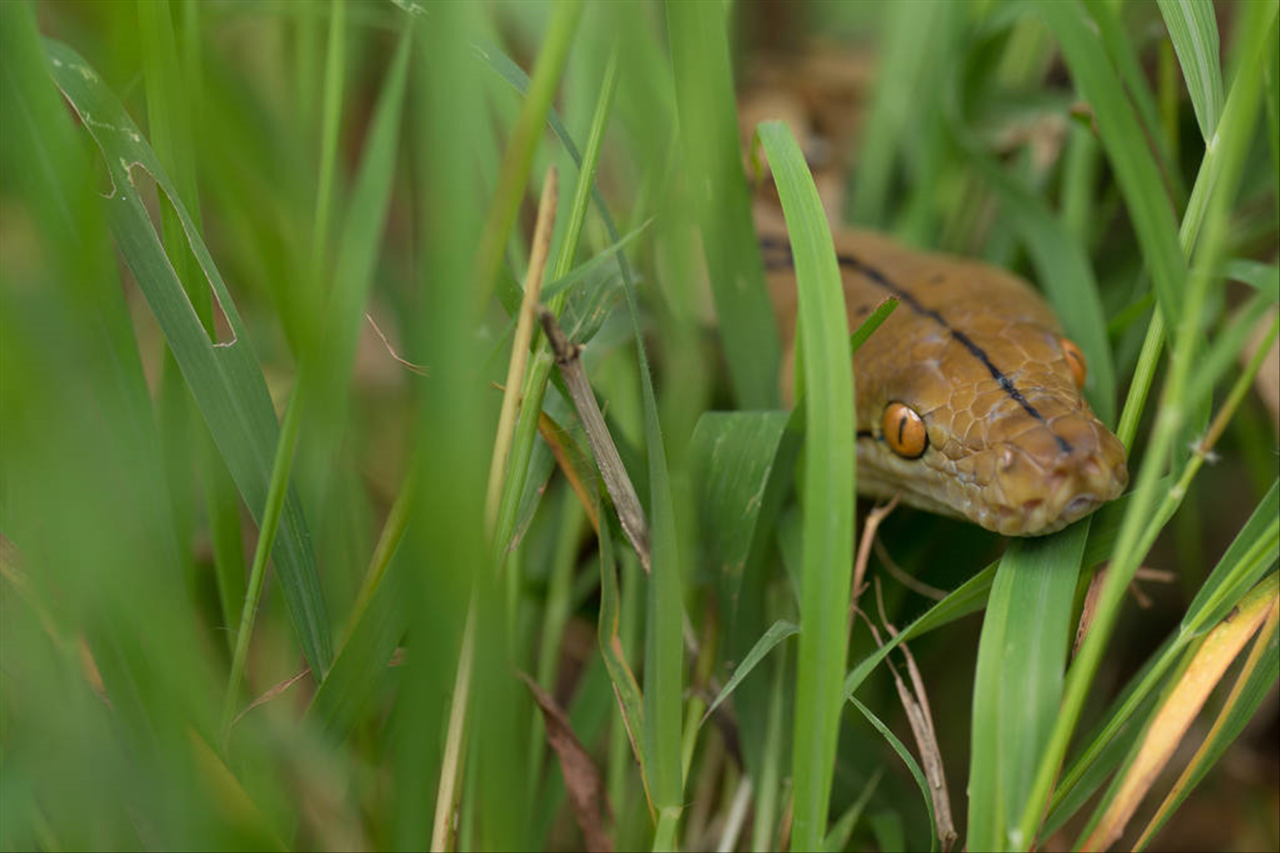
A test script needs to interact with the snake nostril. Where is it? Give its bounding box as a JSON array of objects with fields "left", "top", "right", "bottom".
[{"left": 1065, "top": 495, "right": 1097, "bottom": 517}]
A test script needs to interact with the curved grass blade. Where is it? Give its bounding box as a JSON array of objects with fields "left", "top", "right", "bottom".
[
  {"left": 824, "top": 769, "right": 883, "bottom": 853},
  {"left": 1222, "top": 259, "right": 1280, "bottom": 304},
  {"left": 850, "top": 698, "right": 938, "bottom": 853},
  {"left": 1157, "top": 0, "right": 1223, "bottom": 143},
  {"left": 699, "top": 620, "right": 798, "bottom": 727},
  {"left": 758, "top": 120, "right": 855, "bottom": 852},
  {"left": 45, "top": 38, "right": 333, "bottom": 674},
  {"left": 1079, "top": 0, "right": 1183, "bottom": 203}
]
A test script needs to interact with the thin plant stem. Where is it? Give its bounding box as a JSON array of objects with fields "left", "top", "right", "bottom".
[{"left": 220, "top": 380, "right": 305, "bottom": 744}]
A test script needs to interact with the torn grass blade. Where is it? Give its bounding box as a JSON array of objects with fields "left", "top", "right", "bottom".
[{"left": 45, "top": 39, "right": 332, "bottom": 674}]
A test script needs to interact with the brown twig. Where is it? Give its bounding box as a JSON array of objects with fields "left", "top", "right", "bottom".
[
  {"left": 486, "top": 166, "right": 559, "bottom": 535},
  {"left": 850, "top": 494, "right": 900, "bottom": 629},
  {"left": 1074, "top": 565, "right": 1107, "bottom": 661},
  {"left": 865, "top": 581, "right": 958, "bottom": 851},
  {"left": 365, "top": 312, "right": 429, "bottom": 376},
  {"left": 873, "top": 537, "right": 947, "bottom": 600},
  {"left": 232, "top": 668, "right": 313, "bottom": 727},
  {"left": 538, "top": 307, "right": 651, "bottom": 573}
]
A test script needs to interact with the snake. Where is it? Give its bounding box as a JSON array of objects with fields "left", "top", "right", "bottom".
[{"left": 763, "top": 226, "right": 1129, "bottom": 537}]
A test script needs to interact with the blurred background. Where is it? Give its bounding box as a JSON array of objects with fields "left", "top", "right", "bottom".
[{"left": 1, "top": 1, "right": 1276, "bottom": 851}]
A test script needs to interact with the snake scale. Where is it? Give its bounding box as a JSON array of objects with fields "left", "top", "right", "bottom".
[{"left": 763, "top": 226, "right": 1129, "bottom": 537}]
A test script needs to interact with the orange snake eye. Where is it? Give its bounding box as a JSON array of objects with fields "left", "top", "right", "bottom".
[
  {"left": 882, "top": 402, "right": 928, "bottom": 459},
  {"left": 1061, "top": 337, "right": 1088, "bottom": 389}
]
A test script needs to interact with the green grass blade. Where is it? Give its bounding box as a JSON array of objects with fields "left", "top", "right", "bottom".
[
  {"left": 758, "top": 120, "right": 855, "bottom": 851},
  {"left": 848, "top": 0, "right": 946, "bottom": 228},
  {"left": 45, "top": 38, "right": 333, "bottom": 674},
  {"left": 1041, "top": 0, "right": 1188, "bottom": 327},
  {"left": 666, "top": 0, "right": 780, "bottom": 408},
  {"left": 1157, "top": 0, "right": 1223, "bottom": 143},
  {"left": 470, "top": 0, "right": 582, "bottom": 318},
  {"left": 305, "top": 28, "right": 411, "bottom": 432},
  {"left": 309, "top": 0, "right": 345, "bottom": 280},
  {"left": 849, "top": 297, "right": 899, "bottom": 354},
  {"left": 1018, "top": 4, "right": 1276, "bottom": 842},
  {"left": 824, "top": 769, "right": 882, "bottom": 853},
  {"left": 221, "top": 383, "right": 304, "bottom": 739},
  {"left": 1080, "top": 0, "right": 1184, "bottom": 202},
  {"left": 1181, "top": 480, "right": 1280, "bottom": 635},
  {"left": 1222, "top": 259, "right": 1280, "bottom": 303},
  {"left": 598, "top": 520, "right": 653, "bottom": 815},
  {"left": 966, "top": 521, "right": 1089, "bottom": 851},
  {"left": 137, "top": 0, "right": 246, "bottom": 648},
  {"left": 850, "top": 698, "right": 938, "bottom": 853},
  {"left": 700, "top": 620, "right": 798, "bottom": 727}
]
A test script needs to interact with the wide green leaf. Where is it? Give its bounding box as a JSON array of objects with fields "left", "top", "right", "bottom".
[{"left": 967, "top": 522, "right": 1088, "bottom": 851}]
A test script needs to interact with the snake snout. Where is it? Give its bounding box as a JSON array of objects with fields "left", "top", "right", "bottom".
[{"left": 991, "top": 416, "right": 1129, "bottom": 536}]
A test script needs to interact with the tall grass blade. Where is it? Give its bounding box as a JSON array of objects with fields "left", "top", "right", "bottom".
[
  {"left": 666, "top": 0, "right": 780, "bottom": 408},
  {"left": 966, "top": 522, "right": 1088, "bottom": 851},
  {"left": 758, "top": 120, "right": 855, "bottom": 851}
]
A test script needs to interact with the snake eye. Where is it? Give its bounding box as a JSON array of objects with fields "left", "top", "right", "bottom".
[
  {"left": 882, "top": 402, "right": 928, "bottom": 459},
  {"left": 1061, "top": 337, "right": 1087, "bottom": 389}
]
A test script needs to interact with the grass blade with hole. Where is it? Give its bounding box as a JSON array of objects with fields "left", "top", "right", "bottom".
[{"left": 45, "top": 38, "right": 333, "bottom": 675}]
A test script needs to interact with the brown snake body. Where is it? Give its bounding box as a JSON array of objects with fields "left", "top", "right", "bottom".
[{"left": 763, "top": 226, "right": 1129, "bottom": 536}]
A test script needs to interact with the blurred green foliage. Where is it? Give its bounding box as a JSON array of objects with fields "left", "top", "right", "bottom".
[{"left": 1, "top": 1, "right": 1276, "bottom": 851}]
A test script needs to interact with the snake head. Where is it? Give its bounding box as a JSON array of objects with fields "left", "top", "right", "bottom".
[{"left": 856, "top": 314, "right": 1129, "bottom": 537}]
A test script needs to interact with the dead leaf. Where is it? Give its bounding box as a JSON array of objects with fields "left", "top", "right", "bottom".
[
  {"left": 1081, "top": 575, "right": 1278, "bottom": 851},
  {"left": 519, "top": 671, "right": 613, "bottom": 852}
]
